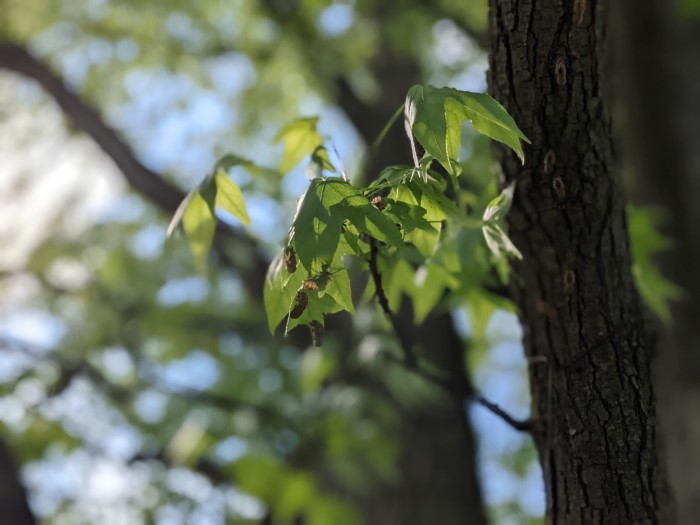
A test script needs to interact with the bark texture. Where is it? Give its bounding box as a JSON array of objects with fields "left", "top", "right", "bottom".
[
  {"left": 487, "top": 1, "right": 671, "bottom": 522},
  {"left": 615, "top": 1, "right": 700, "bottom": 522}
]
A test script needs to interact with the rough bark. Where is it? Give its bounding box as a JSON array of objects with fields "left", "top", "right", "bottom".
[
  {"left": 0, "top": 438, "right": 35, "bottom": 525},
  {"left": 614, "top": 1, "right": 700, "bottom": 522},
  {"left": 487, "top": 1, "right": 671, "bottom": 522}
]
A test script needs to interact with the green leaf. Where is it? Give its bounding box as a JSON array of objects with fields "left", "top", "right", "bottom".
[
  {"left": 275, "top": 117, "right": 324, "bottom": 173},
  {"left": 232, "top": 456, "right": 285, "bottom": 502},
  {"left": 292, "top": 179, "right": 402, "bottom": 271},
  {"left": 344, "top": 205, "right": 402, "bottom": 247},
  {"left": 214, "top": 153, "right": 281, "bottom": 180},
  {"left": 412, "top": 265, "right": 447, "bottom": 323},
  {"left": 380, "top": 257, "right": 416, "bottom": 312},
  {"left": 214, "top": 168, "right": 250, "bottom": 225},
  {"left": 307, "top": 145, "right": 336, "bottom": 179},
  {"left": 292, "top": 179, "right": 345, "bottom": 272},
  {"left": 182, "top": 191, "right": 217, "bottom": 270},
  {"left": 324, "top": 268, "right": 354, "bottom": 314},
  {"left": 285, "top": 291, "right": 343, "bottom": 334},
  {"left": 277, "top": 472, "right": 316, "bottom": 519},
  {"left": 482, "top": 223, "right": 522, "bottom": 261},
  {"left": 482, "top": 183, "right": 522, "bottom": 260},
  {"left": 264, "top": 255, "right": 304, "bottom": 334},
  {"left": 452, "top": 90, "right": 528, "bottom": 162},
  {"left": 213, "top": 153, "right": 254, "bottom": 173},
  {"left": 405, "top": 85, "right": 455, "bottom": 173},
  {"left": 632, "top": 264, "right": 682, "bottom": 322},
  {"left": 628, "top": 205, "right": 682, "bottom": 322},
  {"left": 404, "top": 85, "right": 528, "bottom": 174},
  {"left": 300, "top": 346, "right": 335, "bottom": 392},
  {"left": 483, "top": 181, "right": 516, "bottom": 223}
]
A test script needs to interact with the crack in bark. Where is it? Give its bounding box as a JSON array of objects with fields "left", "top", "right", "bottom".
[{"left": 488, "top": 0, "right": 671, "bottom": 521}]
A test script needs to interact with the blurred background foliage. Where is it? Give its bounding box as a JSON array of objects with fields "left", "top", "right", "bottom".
[{"left": 3, "top": 0, "right": 678, "bottom": 523}]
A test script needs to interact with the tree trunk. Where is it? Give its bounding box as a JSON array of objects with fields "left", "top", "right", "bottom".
[
  {"left": 614, "top": 1, "right": 700, "bottom": 522},
  {"left": 0, "top": 438, "right": 36, "bottom": 525},
  {"left": 487, "top": 1, "right": 671, "bottom": 522}
]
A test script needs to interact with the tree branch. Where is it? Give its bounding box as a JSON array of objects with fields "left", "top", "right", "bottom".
[
  {"left": 474, "top": 395, "right": 532, "bottom": 432},
  {"left": 368, "top": 239, "right": 418, "bottom": 367},
  {"left": 0, "top": 336, "right": 284, "bottom": 422},
  {"left": 0, "top": 439, "right": 36, "bottom": 525},
  {"left": 0, "top": 42, "right": 269, "bottom": 299}
]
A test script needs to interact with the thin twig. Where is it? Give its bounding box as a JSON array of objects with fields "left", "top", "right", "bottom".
[
  {"left": 474, "top": 396, "right": 532, "bottom": 432},
  {"left": 368, "top": 239, "right": 417, "bottom": 367}
]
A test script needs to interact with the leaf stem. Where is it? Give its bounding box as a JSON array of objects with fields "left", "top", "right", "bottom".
[{"left": 368, "top": 239, "right": 418, "bottom": 368}]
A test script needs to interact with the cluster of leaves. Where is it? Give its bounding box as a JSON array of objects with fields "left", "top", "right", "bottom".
[
  {"left": 263, "top": 85, "right": 529, "bottom": 341},
  {"left": 172, "top": 84, "right": 528, "bottom": 343},
  {"left": 171, "top": 84, "right": 682, "bottom": 341}
]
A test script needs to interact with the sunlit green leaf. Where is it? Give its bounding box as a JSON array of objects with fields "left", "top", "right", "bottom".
[
  {"left": 292, "top": 179, "right": 345, "bottom": 271},
  {"left": 412, "top": 265, "right": 447, "bottom": 323},
  {"left": 276, "top": 117, "right": 324, "bottom": 172},
  {"left": 264, "top": 254, "right": 304, "bottom": 334},
  {"left": 307, "top": 145, "right": 336, "bottom": 179},
  {"left": 405, "top": 85, "right": 528, "bottom": 175},
  {"left": 628, "top": 205, "right": 683, "bottom": 322},
  {"left": 344, "top": 205, "right": 402, "bottom": 247},
  {"left": 324, "top": 268, "right": 354, "bottom": 314},
  {"left": 483, "top": 182, "right": 515, "bottom": 223},
  {"left": 482, "top": 183, "right": 522, "bottom": 260},
  {"left": 300, "top": 346, "right": 335, "bottom": 392},
  {"left": 182, "top": 191, "right": 216, "bottom": 270},
  {"left": 214, "top": 168, "right": 250, "bottom": 225},
  {"left": 482, "top": 223, "right": 522, "bottom": 261}
]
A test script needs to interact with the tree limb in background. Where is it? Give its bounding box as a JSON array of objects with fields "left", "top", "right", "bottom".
[
  {"left": 0, "top": 42, "right": 269, "bottom": 299},
  {"left": 0, "top": 439, "right": 36, "bottom": 525}
]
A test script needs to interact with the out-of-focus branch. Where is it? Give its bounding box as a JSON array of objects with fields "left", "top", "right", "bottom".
[
  {"left": 128, "top": 450, "right": 231, "bottom": 486},
  {"left": 0, "top": 337, "right": 285, "bottom": 422},
  {"left": 0, "top": 42, "right": 268, "bottom": 298},
  {"left": 0, "top": 43, "right": 184, "bottom": 212},
  {"left": 0, "top": 438, "right": 36, "bottom": 525}
]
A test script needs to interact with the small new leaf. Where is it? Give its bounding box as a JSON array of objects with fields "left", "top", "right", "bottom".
[
  {"left": 483, "top": 182, "right": 516, "bottom": 223},
  {"left": 182, "top": 192, "right": 217, "bottom": 269},
  {"left": 214, "top": 168, "right": 250, "bottom": 225},
  {"left": 404, "top": 85, "right": 529, "bottom": 175},
  {"left": 264, "top": 255, "right": 304, "bottom": 334},
  {"left": 275, "top": 117, "right": 324, "bottom": 173},
  {"left": 482, "top": 183, "right": 522, "bottom": 260}
]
